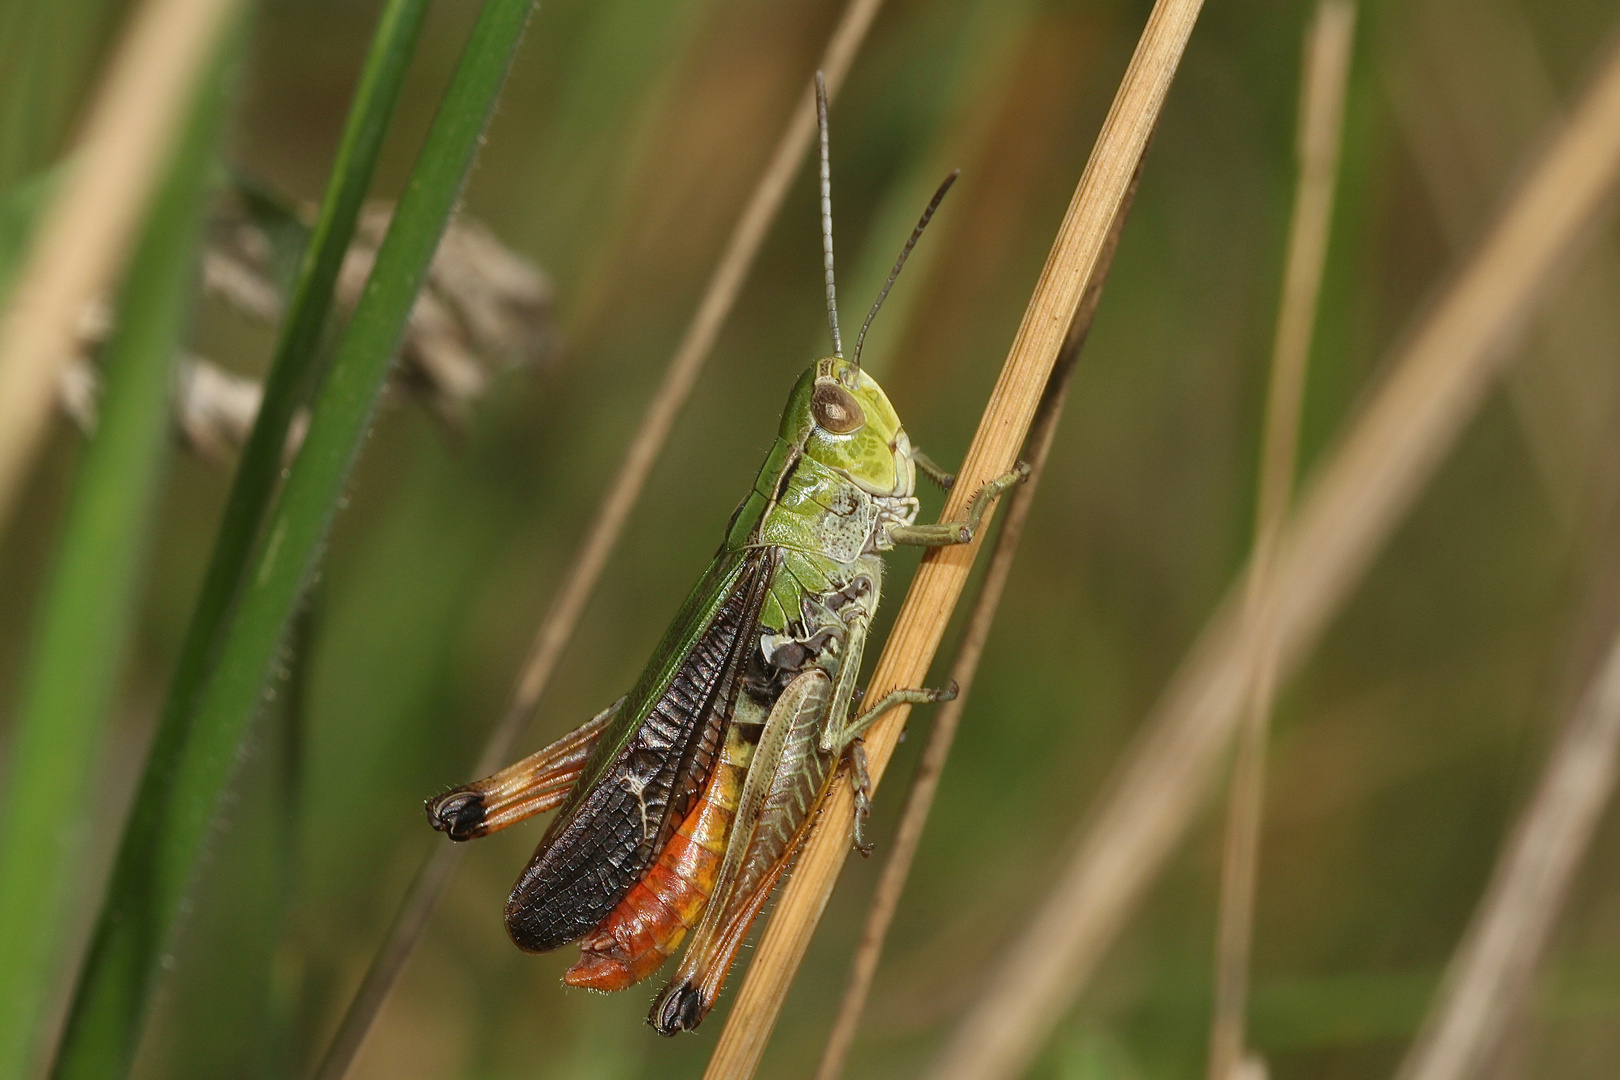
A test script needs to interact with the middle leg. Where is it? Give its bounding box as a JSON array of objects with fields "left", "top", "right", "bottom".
[{"left": 824, "top": 681, "right": 957, "bottom": 855}]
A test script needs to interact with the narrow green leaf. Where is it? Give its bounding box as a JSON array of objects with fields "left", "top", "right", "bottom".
[
  {"left": 49, "top": 2, "right": 536, "bottom": 1078},
  {"left": 43, "top": 2, "right": 428, "bottom": 1075},
  {"left": 0, "top": 37, "right": 235, "bottom": 1080},
  {"left": 159, "top": 0, "right": 431, "bottom": 874}
]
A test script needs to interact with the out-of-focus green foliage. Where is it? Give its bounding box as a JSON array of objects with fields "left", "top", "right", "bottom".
[
  {"left": 4, "top": 1, "right": 1620, "bottom": 1079},
  {"left": 50, "top": 2, "right": 535, "bottom": 1079},
  {"left": 0, "top": 169, "right": 57, "bottom": 296},
  {"left": 0, "top": 0, "right": 131, "bottom": 187},
  {"left": 0, "top": 24, "right": 238, "bottom": 1080},
  {"left": 51, "top": 1, "right": 432, "bottom": 1077}
]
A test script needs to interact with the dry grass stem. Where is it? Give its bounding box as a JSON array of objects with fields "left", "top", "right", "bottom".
[
  {"left": 334, "top": 203, "right": 555, "bottom": 427},
  {"left": 1207, "top": 5, "right": 1354, "bottom": 1079},
  {"left": 1388, "top": 0, "right": 1620, "bottom": 524},
  {"left": 308, "top": 5, "right": 887, "bottom": 1077},
  {"left": 1391, "top": 625, "right": 1620, "bottom": 1080},
  {"left": 704, "top": 1, "right": 1208, "bottom": 1075},
  {"left": 812, "top": 144, "right": 1149, "bottom": 1080},
  {"left": 0, "top": 0, "right": 244, "bottom": 532},
  {"left": 922, "top": 33, "right": 1620, "bottom": 1080},
  {"left": 60, "top": 205, "right": 553, "bottom": 463}
]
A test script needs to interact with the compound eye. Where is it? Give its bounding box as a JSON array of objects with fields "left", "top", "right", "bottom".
[{"left": 811, "top": 382, "right": 865, "bottom": 434}]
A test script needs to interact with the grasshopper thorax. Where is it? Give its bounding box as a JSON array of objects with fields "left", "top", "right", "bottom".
[{"left": 778, "top": 356, "right": 915, "bottom": 499}]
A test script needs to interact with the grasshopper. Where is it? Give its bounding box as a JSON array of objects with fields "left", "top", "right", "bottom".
[{"left": 426, "top": 73, "right": 1026, "bottom": 1034}]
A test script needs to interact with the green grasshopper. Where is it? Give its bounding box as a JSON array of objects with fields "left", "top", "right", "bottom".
[{"left": 427, "top": 73, "right": 1026, "bottom": 1034}]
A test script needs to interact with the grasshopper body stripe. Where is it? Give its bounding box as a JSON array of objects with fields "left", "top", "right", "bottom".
[
  {"left": 563, "top": 720, "right": 758, "bottom": 990},
  {"left": 503, "top": 549, "right": 775, "bottom": 952}
]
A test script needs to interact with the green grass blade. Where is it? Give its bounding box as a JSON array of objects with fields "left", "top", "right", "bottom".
[
  {"left": 0, "top": 37, "right": 237, "bottom": 1080},
  {"left": 49, "top": 3, "right": 537, "bottom": 1078},
  {"left": 41, "top": 2, "right": 427, "bottom": 1074},
  {"left": 139, "top": 0, "right": 430, "bottom": 952}
]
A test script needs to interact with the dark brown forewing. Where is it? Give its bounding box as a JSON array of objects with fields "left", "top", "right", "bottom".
[{"left": 502, "top": 549, "right": 776, "bottom": 953}]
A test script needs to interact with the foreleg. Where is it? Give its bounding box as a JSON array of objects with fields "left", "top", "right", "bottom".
[
  {"left": 911, "top": 448, "right": 955, "bottom": 490},
  {"left": 887, "top": 462, "right": 1030, "bottom": 547}
]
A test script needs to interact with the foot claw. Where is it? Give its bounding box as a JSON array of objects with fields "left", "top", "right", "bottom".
[
  {"left": 425, "top": 790, "right": 485, "bottom": 841},
  {"left": 650, "top": 982, "right": 706, "bottom": 1036}
]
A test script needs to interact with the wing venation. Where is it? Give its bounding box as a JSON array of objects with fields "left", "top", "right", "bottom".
[{"left": 503, "top": 550, "right": 777, "bottom": 952}]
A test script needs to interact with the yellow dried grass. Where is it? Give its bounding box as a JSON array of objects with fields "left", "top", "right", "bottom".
[
  {"left": 1207, "top": 5, "right": 1355, "bottom": 1078},
  {"left": 923, "top": 31, "right": 1620, "bottom": 1080},
  {"left": 0, "top": 0, "right": 245, "bottom": 530},
  {"left": 703, "top": 0, "right": 1210, "bottom": 1075}
]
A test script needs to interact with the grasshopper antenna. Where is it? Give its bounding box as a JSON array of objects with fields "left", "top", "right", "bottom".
[
  {"left": 816, "top": 71, "right": 843, "bottom": 360},
  {"left": 851, "top": 169, "right": 959, "bottom": 372}
]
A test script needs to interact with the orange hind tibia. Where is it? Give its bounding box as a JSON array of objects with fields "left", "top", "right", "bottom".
[{"left": 564, "top": 726, "right": 751, "bottom": 991}]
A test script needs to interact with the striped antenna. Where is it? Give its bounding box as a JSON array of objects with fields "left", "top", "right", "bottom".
[
  {"left": 852, "top": 170, "right": 959, "bottom": 372},
  {"left": 816, "top": 71, "right": 842, "bottom": 359}
]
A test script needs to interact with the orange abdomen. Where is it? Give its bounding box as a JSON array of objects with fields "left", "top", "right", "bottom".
[{"left": 563, "top": 725, "right": 751, "bottom": 991}]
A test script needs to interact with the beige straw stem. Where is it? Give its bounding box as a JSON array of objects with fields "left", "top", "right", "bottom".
[
  {"left": 813, "top": 138, "right": 1148, "bottom": 1080},
  {"left": 0, "top": 0, "right": 244, "bottom": 531},
  {"left": 1207, "top": 5, "right": 1354, "bottom": 1079},
  {"left": 1392, "top": 622, "right": 1620, "bottom": 1080},
  {"left": 704, "top": 1, "right": 1208, "bottom": 1075},
  {"left": 924, "top": 33, "right": 1620, "bottom": 1080}
]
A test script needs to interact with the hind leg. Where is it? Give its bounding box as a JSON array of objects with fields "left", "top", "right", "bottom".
[{"left": 425, "top": 698, "right": 621, "bottom": 840}]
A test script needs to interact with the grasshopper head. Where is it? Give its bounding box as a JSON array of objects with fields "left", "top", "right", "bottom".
[{"left": 779, "top": 356, "right": 915, "bottom": 498}]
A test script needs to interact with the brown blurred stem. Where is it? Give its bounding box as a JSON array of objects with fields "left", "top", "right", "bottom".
[
  {"left": 705, "top": 0, "right": 1207, "bottom": 1074},
  {"left": 0, "top": 0, "right": 245, "bottom": 534},
  {"left": 813, "top": 141, "right": 1149, "bottom": 1080},
  {"left": 1391, "top": 615, "right": 1620, "bottom": 1079},
  {"left": 923, "top": 30, "right": 1620, "bottom": 1080},
  {"left": 1207, "top": 5, "right": 1354, "bottom": 1080},
  {"left": 307, "top": 4, "right": 888, "bottom": 1077}
]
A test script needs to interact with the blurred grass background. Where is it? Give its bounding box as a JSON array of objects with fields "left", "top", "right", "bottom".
[{"left": 4, "top": 0, "right": 1620, "bottom": 1078}]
